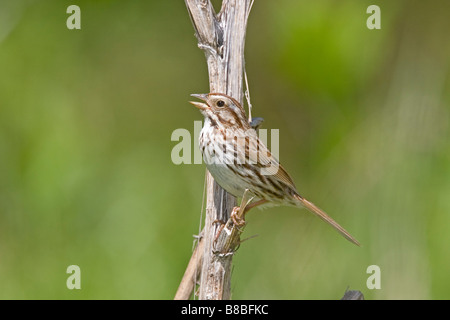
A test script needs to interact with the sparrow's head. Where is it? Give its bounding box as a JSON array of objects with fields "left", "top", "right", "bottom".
[{"left": 190, "top": 93, "right": 249, "bottom": 129}]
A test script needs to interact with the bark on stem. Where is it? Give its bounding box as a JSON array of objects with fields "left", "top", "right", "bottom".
[
  {"left": 184, "top": 0, "right": 254, "bottom": 300},
  {"left": 174, "top": 236, "right": 204, "bottom": 300}
]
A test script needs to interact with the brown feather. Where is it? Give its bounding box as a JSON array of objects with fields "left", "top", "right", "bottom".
[{"left": 295, "top": 195, "right": 360, "bottom": 246}]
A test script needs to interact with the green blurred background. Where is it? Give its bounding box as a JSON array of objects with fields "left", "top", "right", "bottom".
[{"left": 0, "top": 0, "right": 449, "bottom": 299}]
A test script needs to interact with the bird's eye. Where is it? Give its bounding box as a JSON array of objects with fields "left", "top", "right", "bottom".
[{"left": 216, "top": 100, "right": 225, "bottom": 107}]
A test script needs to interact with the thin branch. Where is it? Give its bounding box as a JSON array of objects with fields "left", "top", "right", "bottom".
[
  {"left": 182, "top": 0, "right": 254, "bottom": 300},
  {"left": 244, "top": 68, "right": 253, "bottom": 123},
  {"left": 174, "top": 235, "right": 204, "bottom": 300}
]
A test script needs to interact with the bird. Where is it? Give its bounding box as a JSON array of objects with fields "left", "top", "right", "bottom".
[{"left": 189, "top": 92, "right": 360, "bottom": 246}]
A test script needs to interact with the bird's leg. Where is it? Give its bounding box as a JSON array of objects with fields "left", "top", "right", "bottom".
[
  {"left": 230, "top": 206, "right": 245, "bottom": 227},
  {"left": 229, "top": 190, "right": 252, "bottom": 227},
  {"left": 242, "top": 199, "right": 268, "bottom": 213},
  {"left": 214, "top": 191, "right": 266, "bottom": 244},
  {"left": 231, "top": 199, "right": 268, "bottom": 226}
]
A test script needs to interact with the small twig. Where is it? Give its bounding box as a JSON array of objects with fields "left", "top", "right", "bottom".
[
  {"left": 174, "top": 235, "right": 205, "bottom": 300},
  {"left": 235, "top": 189, "right": 254, "bottom": 222},
  {"left": 239, "top": 233, "right": 259, "bottom": 244},
  {"left": 244, "top": 66, "right": 265, "bottom": 130},
  {"left": 244, "top": 68, "right": 253, "bottom": 123}
]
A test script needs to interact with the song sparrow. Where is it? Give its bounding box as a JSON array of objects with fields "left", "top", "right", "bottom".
[{"left": 190, "top": 93, "right": 360, "bottom": 246}]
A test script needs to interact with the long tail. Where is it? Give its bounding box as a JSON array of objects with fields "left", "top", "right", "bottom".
[{"left": 295, "top": 195, "right": 360, "bottom": 246}]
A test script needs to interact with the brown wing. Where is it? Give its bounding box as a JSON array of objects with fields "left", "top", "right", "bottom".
[{"left": 241, "top": 130, "right": 298, "bottom": 192}]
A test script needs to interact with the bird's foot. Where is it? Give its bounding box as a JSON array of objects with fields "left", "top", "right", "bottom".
[{"left": 231, "top": 206, "right": 246, "bottom": 227}]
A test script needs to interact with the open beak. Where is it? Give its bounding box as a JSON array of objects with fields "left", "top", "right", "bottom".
[{"left": 189, "top": 93, "right": 209, "bottom": 110}]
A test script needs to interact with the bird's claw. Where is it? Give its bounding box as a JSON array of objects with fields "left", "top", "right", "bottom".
[{"left": 231, "top": 206, "right": 246, "bottom": 227}]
